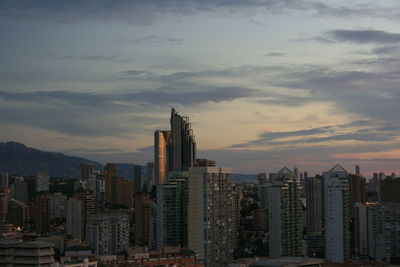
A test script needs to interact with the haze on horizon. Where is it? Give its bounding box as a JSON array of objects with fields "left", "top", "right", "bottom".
[{"left": 1, "top": 0, "right": 400, "bottom": 176}]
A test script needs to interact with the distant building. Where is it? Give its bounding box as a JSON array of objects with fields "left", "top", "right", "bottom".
[
  {"left": 36, "top": 172, "right": 49, "bottom": 192},
  {"left": 0, "top": 172, "right": 9, "bottom": 188},
  {"left": 12, "top": 179, "right": 28, "bottom": 204},
  {"left": 79, "top": 163, "right": 96, "bottom": 180},
  {"left": 8, "top": 199, "right": 29, "bottom": 228},
  {"left": 323, "top": 164, "right": 351, "bottom": 263},
  {"left": 257, "top": 172, "right": 267, "bottom": 185},
  {"left": 349, "top": 174, "right": 366, "bottom": 208},
  {"left": 135, "top": 194, "right": 155, "bottom": 247},
  {"left": 104, "top": 163, "right": 117, "bottom": 204},
  {"left": 49, "top": 192, "right": 67, "bottom": 219},
  {"left": 232, "top": 186, "right": 242, "bottom": 234},
  {"left": 156, "top": 172, "right": 188, "bottom": 248},
  {"left": 73, "top": 188, "right": 96, "bottom": 238},
  {"left": 0, "top": 187, "right": 10, "bottom": 221},
  {"left": 267, "top": 167, "right": 303, "bottom": 257},
  {"left": 146, "top": 162, "right": 155, "bottom": 184},
  {"left": 305, "top": 175, "right": 324, "bottom": 233},
  {"left": 367, "top": 203, "right": 391, "bottom": 261},
  {"left": 252, "top": 208, "right": 268, "bottom": 231},
  {"left": 86, "top": 212, "right": 130, "bottom": 255},
  {"left": 134, "top": 165, "right": 143, "bottom": 193},
  {"left": 35, "top": 194, "right": 51, "bottom": 234},
  {"left": 188, "top": 166, "right": 235, "bottom": 267},
  {"left": 66, "top": 197, "right": 83, "bottom": 239},
  {"left": 380, "top": 177, "right": 400, "bottom": 203},
  {"left": 195, "top": 158, "right": 216, "bottom": 167},
  {"left": 384, "top": 203, "right": 400, "bottom": 260},
  {"left": 355, "top": 165, "right": 360, "bottom": 175},
  {"left": 154, "top": 130, "right": 171, "bottom": 185}
]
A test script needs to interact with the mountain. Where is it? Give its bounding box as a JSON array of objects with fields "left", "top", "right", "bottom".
[{"left": 0, "top": 141, "right": 101, "bottom": 178}]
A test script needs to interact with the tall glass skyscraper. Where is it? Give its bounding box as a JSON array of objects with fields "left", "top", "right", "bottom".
[{"left": 170, "top": 108, "right": 196, "bottom": 172}]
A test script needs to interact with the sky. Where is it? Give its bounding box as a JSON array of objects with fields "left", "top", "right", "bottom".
[{"left": 1, "top": 0, "right": 400, "bottom": 176}]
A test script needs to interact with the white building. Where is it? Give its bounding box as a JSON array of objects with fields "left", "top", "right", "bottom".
[
  {"left": 323, "top": 164, "right": 350, "bottom": 263},
  {"left": 188, "top": 166, "right": 235, "bottom": 267}
]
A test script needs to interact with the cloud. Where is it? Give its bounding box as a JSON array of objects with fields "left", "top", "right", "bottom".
[
  {"left": 264, "top": 52, "right": 285, "bottom": 57},
  {"left": 327, "top": 29, "right": 400, "bottom": 44},
  {"left": 0, "top": 0, "right": 395, "bottom": 24},
  {"left": 114, "top": 34, "right": 184, "bottom": 45},
  {"left": 229, "top": 120, "right": 399, "bottom": 148}
]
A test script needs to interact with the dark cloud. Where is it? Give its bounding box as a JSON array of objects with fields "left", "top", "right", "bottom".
[
  {"left": 264, "top": 52, "right": 285, "bottom": 57},
  {"left": 114, "top": 34, "right": 184, "bottom": 45},
  {"left": 229, "top": 120, "right": 397, "bottom": 148},
  {"left": 327, "top": 29, "right": 400, "bottom": 44},
  {"left": 0, "top": 0, "right": 394, "bottom": 24},
  {"left": 0, "top": 85, "right": 261, "bottom": 108}
]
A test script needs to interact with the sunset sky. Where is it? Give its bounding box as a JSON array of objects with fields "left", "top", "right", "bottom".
[{"left": 1, "top": 0, "right": 400, "bottom": 176}]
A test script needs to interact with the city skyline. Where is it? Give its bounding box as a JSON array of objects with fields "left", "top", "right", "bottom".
[{"left": 1, "top": 1, "right": 400, "bottom": 175}]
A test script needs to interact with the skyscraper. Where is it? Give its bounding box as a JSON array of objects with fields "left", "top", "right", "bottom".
[
  {"left": 188, "top": 166, "right": 235, "bottom": 267},
  {"left": 267, "top": 167, "right": 303, "bottom": 257},
  {"left": 170, "top": 108, "right": 196, "bottom": 172},
  {"left": 154, "top": 130, "right": 171, "bottom": 185},
  {"left": 323, "top": 164, "right": 351, "bottom": 263}
]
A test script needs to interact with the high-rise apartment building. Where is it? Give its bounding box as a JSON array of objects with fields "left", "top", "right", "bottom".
[
  {"left": 384, "top": 203, "right": 400, "bottom": 259},
  {"left": 156, "top": 172, "right": 188, "bottom": 248},
  {"left": 349, "top": 174, "right": 366, "bottom": 207},
  {"left": 0, "top": 187, "right": 10, "bottom": 221},
  {"left": 35, "top": 194, "right": 51, "bottom": 233},
  {"left": 73, "top": 188, "right": 96, "bottom": 238},
  {"left": 147, "top": 162, "right": 155, "bottom": 184},
  {"left": 380, "top": 177, "right": 400, "bottom": 203},
  {"left": 8, "top": 199, "right": 29, "bottom": 228},
  {"left": 170, "top": 108, "right": 196, "bottom": 172},
  {"left": 79, "top": 163, "right": 96, "bottom": 180},
  {"left": 0, "top": 172, "right": 9, "bottom": 188},
  {"left": 305, "top": 175, "right": 324, "bottom": 233},
  {"left": 104, "top": 163, "right": 117, "bottom": 204},
  {"left": 257, "top": 172, "right": 267, "bottom": 185},
  {"left": 188, "top": 166, "right": 235, "bottom": 267},
  {"left": 154, "top": 130, "right": 171, "bottom": 185},
  {"left": 134, "top": 165, "right": 143, "bottom": 193},
  {"left": 86, "top": 212, "right": 130, "bottom": 255},
  {"left": 323, "top": 164, "right": 351, "bottom": 263},
  {"left": 66, "top": 197, "right": 83, "bottom": 239},
  {"left": 49, "top": 193, "right": 67, "bottom": 219},
  {"left": 267, "top": 167, "right": 303, "bottom": 257},
  {"left": 36, "top": 172, "right": 49, "bottom": 192},
  {"left": 12, "top": 179, "right": 28, "bottom": 204},
  {"left": 367, "top": 203, "right": 391, "bottom": 261},
  {"left": 134, "top": 194, "right": 155, "bottom": 247}
]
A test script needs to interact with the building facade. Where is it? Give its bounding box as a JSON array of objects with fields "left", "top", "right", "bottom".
[
  {"left": 323, "top": 164, "right": 351, "bottom": 263},
  {"left": 188, "top": 166, "right": 235, "bottom": 267}
]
